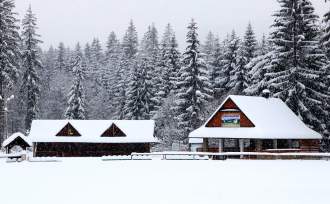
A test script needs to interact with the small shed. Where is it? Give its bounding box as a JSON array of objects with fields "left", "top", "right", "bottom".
[
  {"left": 2, "top": 132, "right": 32, "bottom": 154},
  {"left": 189, "top": 95, "right": 322, "bottom": 153}
]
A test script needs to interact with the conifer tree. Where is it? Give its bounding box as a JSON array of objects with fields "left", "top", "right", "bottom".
[
  {"left": 105, "top": 32, "right": 121, "bottom": 63},
  {"left": 257, "top": 34, "right": 270, "bottom": 56},
  {"left": 84, "top": 43, "right": 92, "bottom": 65},
  {"left": 228, "top": 46, "right": 250, "bottom": 94},
  {"left": 174, "top": 19, "right": 213, "bottom": 138},
  {"left": 90, "top": 38, "right": 103, "bottom": 78},
  {"left": 242, "top": 23, "right": 257, "bottom": 64},
  {"left": 321, "top": 7, "right": 330, "bottom": 142},
  {"left": 65, "top": 49, "right": 86, "bottom": 120},
  {"left": 113, "top": 20, "right": 139, "bottom": 119},
  {"left": 265, "top": 0, "right": 328, "bottom": 134},
  {"left": 55, "top": 42, "right": 67, "bottom": 71},
  {"left": 210, "top": 37, "right": 224, "bottom": 97},
  {"left": 0, "top": 0, "right": 21, "bottom": 142},
  {"left": 321, "top": 9, "right": 330, "bottom": 58},
  {"left": 202, "top": 31, "right": 218, "bottom": 91},
  {"left": 124, "top": 56, "right": 155, "bottom": 119},
  {"left": 21, "top": 6, "right": 42, "bottom": 130},
  {"left": 161, "top": 33, "right": 181, "bottom": 95},
  {"left": 216, "top": 31, "right": 240, "bottom": 94},
  {"left": 140, "top": 24, "right": 163, "bottom": 115},
  {"left": 122, "top": 20, "right": 138, "bottom": 59}
]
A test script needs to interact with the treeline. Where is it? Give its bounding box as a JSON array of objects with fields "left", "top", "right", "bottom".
[{"left": 0, "top": 0, "right": 329, "bottom": 150}]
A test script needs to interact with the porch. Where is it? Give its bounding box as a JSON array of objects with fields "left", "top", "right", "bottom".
[{"left": 198, "top": 138, "right": 320, "bottom": 153}]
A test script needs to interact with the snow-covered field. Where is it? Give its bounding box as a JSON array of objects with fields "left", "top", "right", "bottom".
[{"left": 0, "top": 158, "right": 329, "bottom": 204}]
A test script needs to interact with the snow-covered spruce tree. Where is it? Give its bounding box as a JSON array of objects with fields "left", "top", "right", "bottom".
[
  {"left": 227, "top": 24, "right": 257, "bottom": 95},
  {"left": 320, "top": 8, "right": 330, "bottom": 142},
  {"left": 113, "top": 20, "right": 139, "bottom": 119},
  {"left": 0, "top": 0, "right": 21, "bottom": 143},
  {"left": 242, "top": 23, "right": 257, "bottom": 64},
  {"left": 210, "top": 37, "right": 224, "bottom": 97},
  {"left": 89, "top": 38, "right": 104, "bottom": 78},
  {"left": 202, "top": 31, "right": 217, "bottom": 64},
  {"left": 157, "top": 23, "right": 174, "bottom": 101},
  {"left": 154, "top": 26, "right": 181, "bottom": 142},
  {"left": 243, "top": 51, "right": 274, "bottom": 96},
  {"left": 20, "top": 6, "right": 42, "bottom": 130},
  {"left": 55, "top": 42, "right": 67, "bottom": 71},
  {"left": 257, "top": 34, "right": 270, "bottom": 56},
  {"left": 202, "top": 31, "right": 218, "bottom": 91},
  {"left": 160, "top": 30, "right": 181, "bottom": 96},
  {"left": 266, "top": 0, "right": 328, "bottom": 135},
  {"left": 103, "top": 31, "right": 122, "bottom": 117},
  {"left": 140, "top": 23, "right": 161, "bottom": 115},
  {"left": 124, "top": 56, "right": 155, "bottom": 119},
  {"left": 39, "top": 46, "right": 56, "bottom": 119},
  {"left": 174, "top": 19, "right": 213, "bottom": 139},
  {"left": 122, "top": 20, "right": 138, "bottom": 59},
  {"left": 105, "top": 32, "right": 121, "bottom": 64},
  {"left": 48, "top": 42, "right": 71, "bottom": 119},
  {"left": 64, "top": 54, "right": 86, "bottom": 120},
  {"left": 157, "top": 24, "right": 174, "bottom": 101},
  {"left": 227, "top": 45, "right": 250, "bottom": 94},
  {"left": 84, "top": 43, "right": 92, "bottom": 65},
  {"left": 216, "top": 31, "right": 240, "bottom": 94},
  {"left": 321, "top": 9, "right": 330, "bottom": 59}
]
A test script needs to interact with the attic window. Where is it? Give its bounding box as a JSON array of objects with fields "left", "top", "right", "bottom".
[
  {"left": 56, "top": 122, "right": 81, "bottom": 137},
  {"left": 101, "top": 123, "right": 126, "bottom": 137}
]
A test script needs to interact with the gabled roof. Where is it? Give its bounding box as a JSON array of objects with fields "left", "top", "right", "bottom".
[
  {"left": 2, "top": 132, "right": 32, "bottom": 147},
  {"left": 29, "top": 120, "right": 157, "bottom": 143},
  {"left": 189, "top": 95, "right": 322, "bottom": 140}
]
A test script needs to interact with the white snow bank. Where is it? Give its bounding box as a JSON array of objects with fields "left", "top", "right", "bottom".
[{"left": 0, "top": 158, "right": 329, "bottom": 204}]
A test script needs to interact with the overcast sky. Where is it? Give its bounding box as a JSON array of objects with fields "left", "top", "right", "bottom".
[{"left": 15, "top": 0, "right": 329, "bottom": 50}]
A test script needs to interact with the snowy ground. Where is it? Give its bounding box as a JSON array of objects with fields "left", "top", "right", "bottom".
[{"left": 0, "top": 158, "right": 329, "bottom": 204}]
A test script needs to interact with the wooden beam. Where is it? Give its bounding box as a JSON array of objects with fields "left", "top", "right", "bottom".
[
  {"left": 203, "top": 138, "right": 209, "bottom": 152},
  {"left": 239, "top": 139, "right": 244, "bottom": 159},
  {"left": 273, "top": 139, "right": 278, "bottom": 149},
  {"left": 219, "top": 139, "right": 224, "bottom": 152}
]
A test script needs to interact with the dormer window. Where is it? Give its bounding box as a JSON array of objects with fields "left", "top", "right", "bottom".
[
  {"left": 101, "top": 123, "right": 126, "bottom": 137},
  {"left": 56, "top": 122, "right": 81, "bottom": 137}
]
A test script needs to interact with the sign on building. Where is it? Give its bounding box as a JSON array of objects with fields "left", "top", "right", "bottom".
[{"left": 221, "top": 114, "right": 240, "bottom": 127}]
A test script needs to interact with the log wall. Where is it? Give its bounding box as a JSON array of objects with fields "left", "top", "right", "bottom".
[{"left": 34, "top": 142, "right": 150, "bottom": 157}]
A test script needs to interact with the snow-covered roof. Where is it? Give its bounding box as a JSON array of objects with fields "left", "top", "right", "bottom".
[
  {"left": 189, "top": 95, "right": 322, "bottom": 140},
  {"left": 2, "top": 132, "right": 32, "bottom": 147},
  {"left": 29, "top": 120, "right": 157, "bottom": 143}
]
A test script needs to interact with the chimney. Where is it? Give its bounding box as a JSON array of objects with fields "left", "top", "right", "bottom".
[{"left": 262, "top": 89, "right": 271, "bottom": 99}]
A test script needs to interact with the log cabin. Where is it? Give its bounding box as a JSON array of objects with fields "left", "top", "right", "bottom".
[
  {"left": 2, "top": 132, "right": 32, "bottom": 154},
  {"left": 189, "top": 95, "right": 322, "bottom": 153},
  {"left": 29, "top": 120, "right": 157, "bottom": 157}
]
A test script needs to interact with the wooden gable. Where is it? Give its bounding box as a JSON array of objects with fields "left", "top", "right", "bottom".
[
  {"left": 4, "top": 136, "right": 31, "bottom": 148},
  {"left": 56, "top": 122, "right": 81, "bottom": 137},
  {"left": 101, "top": 123, "right": 126, "bottom": 137},
  {"left": 206, "top": 97, "right": 255, "bottom": 127}
]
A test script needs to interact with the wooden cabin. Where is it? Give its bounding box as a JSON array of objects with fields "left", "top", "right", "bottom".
[
  {"left": 189, "top": 95, "right": 321, "bottom": 153},
  {"left": 29, "top": 120, "right": 157, "bottom": 157},
  {"left": 2, "top": 132, "right": 32, "bottom": 154}
]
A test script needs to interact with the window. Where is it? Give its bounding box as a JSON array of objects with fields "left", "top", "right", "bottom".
[
  {"left": 101, "top": 123, "right": 126, "bottom": 137},
  {"left": 56, "top": 122, "right": 81, "bottom": 137}
]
